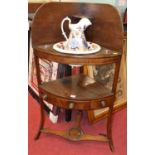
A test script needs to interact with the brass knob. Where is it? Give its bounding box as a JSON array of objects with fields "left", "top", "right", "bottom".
[
  {"left": 69, "top": 102, "right": 74, "bottom": 109},
  {"left": 101, "top": 101, "right": 106, "bottom": 107}
]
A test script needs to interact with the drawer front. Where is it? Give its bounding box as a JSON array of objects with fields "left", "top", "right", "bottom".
[{"left": 42, "top": 93, "right": 114, "bottom": 110}]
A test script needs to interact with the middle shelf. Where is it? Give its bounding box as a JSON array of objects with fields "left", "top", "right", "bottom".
[{"left": 39, "top": 74, "right": 114, "bottom": 110}]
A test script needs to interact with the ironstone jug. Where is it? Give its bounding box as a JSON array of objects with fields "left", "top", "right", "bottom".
[{"left": 61, "top": 16, "right": 92, "bottom": 51}]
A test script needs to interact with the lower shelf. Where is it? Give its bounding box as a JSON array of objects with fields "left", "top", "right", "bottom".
[{"left": 41, "top": 128, "right": 109, "bottom": 142}]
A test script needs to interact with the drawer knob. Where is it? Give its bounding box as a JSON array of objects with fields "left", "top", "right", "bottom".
[
  {"left": 101, "top": 101, "right": 106, "bottom": 107},
  {"left": 69, "top": 102, "right": 74, "bottom": 109}
]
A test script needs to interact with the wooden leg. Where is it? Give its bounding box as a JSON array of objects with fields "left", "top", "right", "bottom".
[
  {"left": 35, "top": 97, "right": 45, "bottom": 140},
  {"left": 68, "top": 110, "right": 83, "bottom": 140},
  {"left": 75, "top": 110, "right": 83, "bottom": 127},
  {"left": 107, "top": 105, "right": 114, "bottom": 152}
]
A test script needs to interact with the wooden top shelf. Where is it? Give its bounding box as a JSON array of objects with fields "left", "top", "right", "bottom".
[{"left": 34, "top": 44, "right": 122, "bottom": 65}]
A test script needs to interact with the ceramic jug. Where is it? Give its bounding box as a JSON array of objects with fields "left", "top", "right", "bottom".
[{"left": 61, "top": 16, "right": 92, "bottom": 51}]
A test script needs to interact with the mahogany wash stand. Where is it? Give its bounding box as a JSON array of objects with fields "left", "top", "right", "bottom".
[{"left": 31, "top": 2, "right": 123, "bottom": 152}]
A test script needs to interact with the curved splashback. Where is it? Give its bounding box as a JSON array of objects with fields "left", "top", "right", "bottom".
[{"left": 31, "top": 2, "right": 123, "bottom": 53}]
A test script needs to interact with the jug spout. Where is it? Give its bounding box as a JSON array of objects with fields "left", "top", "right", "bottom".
[
  {"left": 68, "top": 17, "right": 92, "bottom": 31},
  {"left": 78, "top": 18, "right": 92, "bottom": 30}
]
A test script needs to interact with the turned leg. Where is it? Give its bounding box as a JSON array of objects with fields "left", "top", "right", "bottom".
[
  {"left": 35, "top": 97, "right": 45, "bottom": 140},
  {"left": 75, "top": 110, "right": 83, "bottom": 127},
  {"left": 68, "top": 110, "right": 83, "bottom": 140},
  {"left": 107, "top": 105, "right": 114, "bottom": 152}
]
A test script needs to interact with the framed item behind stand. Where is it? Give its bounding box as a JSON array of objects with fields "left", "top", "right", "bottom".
[{"left": 87, "top": 49, "right": 127, "bottom": 124}]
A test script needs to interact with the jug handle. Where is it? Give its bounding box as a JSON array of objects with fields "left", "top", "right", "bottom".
[{"left": 61, "top": 17, "right": 71, "bottom": 41}]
